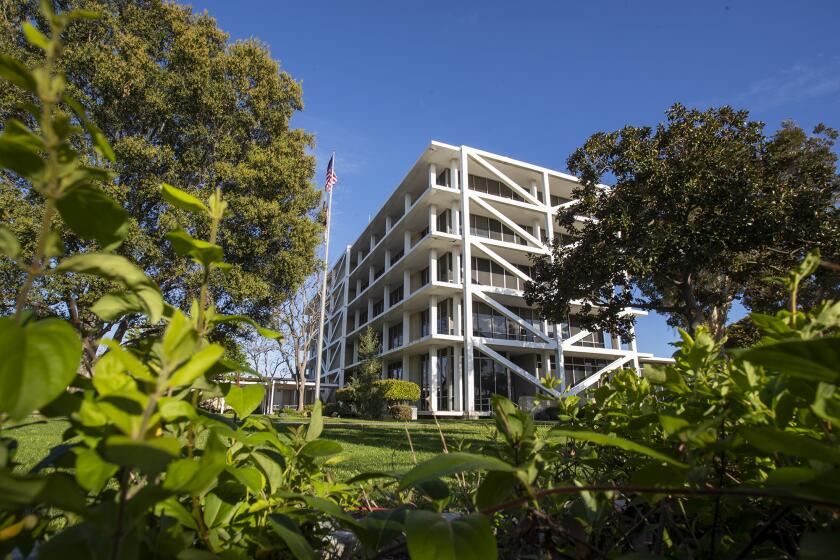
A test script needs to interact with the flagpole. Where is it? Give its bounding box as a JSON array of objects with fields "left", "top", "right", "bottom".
[{"left": 313, "top": 152, "right": 334, "bottom": 404}]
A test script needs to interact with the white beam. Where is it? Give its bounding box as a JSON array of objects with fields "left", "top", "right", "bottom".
[
  {"left": 473, "top": 290, "right": 553, "bottom": 343},
  {"left": 469, "top": 152, "right": 542, "bottom": 206},
  {"left": 567, "top": 355, "right": 634, "bottom": 396},
  {"left": 471, "top": 194, "right": 546, "bottom": 250},
  {"left": 475, "top": 343, "right": 559, "bottom": 397}
]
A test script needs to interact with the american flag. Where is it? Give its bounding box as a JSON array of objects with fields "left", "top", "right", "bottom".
[{"left": 324, "top": 154, "right": 338, "bottom": 192}]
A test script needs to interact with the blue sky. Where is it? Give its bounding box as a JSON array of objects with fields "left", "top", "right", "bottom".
[{"left": 189, "top": 0, "right": 840, "bottom": 358}]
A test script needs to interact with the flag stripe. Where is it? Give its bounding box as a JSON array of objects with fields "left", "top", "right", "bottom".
[{"left": 324, "top": 155, "right": 338, "bottom": 192}]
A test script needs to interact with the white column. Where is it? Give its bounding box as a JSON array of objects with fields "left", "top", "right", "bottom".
[
  {"left": 356, "top": 278, "right": 362, "bottom": 297},
  {"left": 367, "top": 298, "right": 373, "bottom": 320},
  {"left": 402, "top": 353, "right": 410, "bottom": 382},
  {"left": 453, "top": 344, "right": 463, "bottom": 411},
  {"left": 370, "top": 234, "right": 376, "bottom": 252},
  {"left": 369, "top": 265, "right": 375, "bottom": 285},
  {"left": 403, "top": 269, "right": 411, "bottom": 297},
  {"left": 630, "top": 324, "right": 640, "bottom": 374},
  {"left": 402, "top": 310, "right": 410, "bottom": 345},
  {"left": 430, "top": 295, "right": 438, "bottom": 336},
  {"left": 453, "top": 294, "right": 463, "bottom": 336},
  {"left": 450, "top": 158, "right": 459, "bottom": 189},
  {"left": 405, "top": 192, "right": 412, "bottom": 213},
  {"left": 404, "top": 230, "right": 411, "bottom": 255},
  {"left": 385, "top": 215, "right": 392, "bottom": 233},
  {"left": 530, "top": 179, "right": 539, "bottom": 201},
  {"left": 429, "top": 348, "right": 438, "bottom": 411},
  {"left": 429, "top": 163, "right": 437, "bottom": 189},
  {"left": 429, "top": 248, "right": 438, "bottom": 283},
  {"left": 385, "top": 248, "right": 391, "bottom": 269},
  {"left": 382, "top": 321, "right": 389, "bottom": 352},
  {"left": 429, "top": 204, "right": 438, "bottom": 233},
  {"left": 455, "top": 252, "right": 462, "bottom": 284},
  {"left": 543, "top": 170, "right": 564, "bottom": 392},
  {"left": 339, "top": 249, "right": 351, "bottom": 388},
  {"left": 460, "top": 147, "right": 476, "bottom": 416},
  {"left": 355, "top": 308, "right": 361, "bottom": 329},
  {"left": 451, "top": 203, "right": 460, "bottom": 235},
  {"left": 384, "top": 283, "right": 390, "bottom": 309},
  {"left": 357, "top": 250, "right": 364, "bottom": 265},
  {"left": 268, "top": 379, "right": 275, "bottom": 413}
]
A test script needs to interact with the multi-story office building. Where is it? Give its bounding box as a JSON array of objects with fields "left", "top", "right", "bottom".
[{"left": 313, "top": 141, "right": 667, "bottom": 416}]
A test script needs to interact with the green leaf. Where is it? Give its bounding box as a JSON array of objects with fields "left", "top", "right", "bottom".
[
  {"left": 159, "top": 398, "right": 197, "bottom": 421},
  {"left": 168, "top": 344, "right": 224, "bottom": 388},
  {"left": 162, "top": 309, "right": 198, "bottom": 367},
  {"left": 224, "top": 384, "right": 265, "bottom": 419},
  {"left": 165, "top": 228, "right": 223, "bottom": 266},
  {"left": 0, "top": 135, "right": 44, "bottom": 179},
  {"left": 43, "top": 230, "right": 64, "bottom": 258},
  {"left": 475, "top": 471, "right": 517, "bottom": 510},
  {"left": 306, "top": 400, "right": 323, "bottom": 441},
  {"left": 405, "top": 510, "right": 497, "bottom": 560},
  {"left": 740, "top": 427, "right": 840, "bottom": 464},
  {"left": 739, "top": 338, "right": 840, "bottom": 383},
  {"left": 267, "top": 514, "right": 316, "bottom": 560},
  {"left": 163, "top": 458, "right": 220, "bottom": 494},
  {"left": 74, "top": 449, "right": 117, "bottom": 493},
  {"left": 63, "top": 96, "right": 115, "bottom": 162},
  {"left": 56, "top": 254, "right": 163, "bottom": 322},
  {"left": 299, "top": 439, "right": 342, "bottom": 458},
  {"left": 0, "top": 226, "right": 20, "bottom": 258},
  {"left": 211, "top": 314, "right": 282, "bottom": 339},
  {"left": 658, "top": 415, "right": 690, "bottom": 438},
  {"left": 160, "top": 183, "right": 209, "bottom": 214},
  {"left": 251, "top": 450, "right": 285, "bottom": 494},
  {"left": 550, "top": 429, "right": 688, "bottom": 469},
  {"left": 102, "top": 435, "right": 180, "bottom": 475},
  {"left": 90, "top": 292, "right": 145, "bottom": 321},
  {"left": 0, "top": 318, "right": 81, "bottom": 420},
  {"left": 22, "top": 22, "right": 49, "bottom": 50},
  {"left": 225, "top": 465, "right": 264, "bottom": 493},
  {"left": 0, "top": 470, "right": 47, "bottom": 508},
  {"left": 0, "top": 53, "right": 37, "bottom": 92},
  {"left": 98, "top": 339, "right": 154, "bottom": 381},
  {"left": 800, "top": 532, "right": 840, "bottom": 560},
  {"left": 56, "top": 184, "right": 127, "bottom": 251},
  {"left": 398, "top": 452, "right": 516, "bottom": 491}
]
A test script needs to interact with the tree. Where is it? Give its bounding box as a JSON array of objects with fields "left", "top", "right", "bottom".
[
  {"left": 245, "top": 337, "right": 286, "bottom": 381},
  {"left": 0, "top": 0, "right": 321, "bottom": 370},
  {"left": 351, "top": 326, "right": 384, "bottom": 419},
  {"left": 525, "top": 104, "right": 839, "bottom": 340},
  {"left": 273, "top": 272, "right": 320, "bottom": 411}
]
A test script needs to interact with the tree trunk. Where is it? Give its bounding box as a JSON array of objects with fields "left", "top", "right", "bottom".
[{"left": 296, "top": 366, "right": 305, "bottom": 412}]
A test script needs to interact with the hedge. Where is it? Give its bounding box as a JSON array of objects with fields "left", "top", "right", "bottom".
[{"left": 374, "top": 379, "right": 420, "bottom": 403}]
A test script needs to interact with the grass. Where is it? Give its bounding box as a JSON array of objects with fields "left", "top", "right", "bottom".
[{"left": 4, "top": 415, "right": 499, "bottom": 480}]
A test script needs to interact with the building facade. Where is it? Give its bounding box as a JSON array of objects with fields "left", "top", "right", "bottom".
[{"left": 314, "top": 142, "right": 666, "bottom": 416}]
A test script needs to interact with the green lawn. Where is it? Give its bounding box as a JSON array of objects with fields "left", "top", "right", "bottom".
[{"left": 4, "top": 416, "right": 500, "bottom": 480}]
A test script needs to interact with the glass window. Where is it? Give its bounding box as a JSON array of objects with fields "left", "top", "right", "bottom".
[{"left": 489, "top": 219, "right": 502, "bottom": 241}]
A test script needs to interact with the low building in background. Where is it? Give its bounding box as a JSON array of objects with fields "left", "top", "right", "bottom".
[{"left": 310, "top": 141, "right": 669, "bottom": 417}]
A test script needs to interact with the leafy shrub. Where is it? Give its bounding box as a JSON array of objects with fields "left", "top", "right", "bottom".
[
  {"left": 323, "top": 402, "right": 339, "bottom": 416},
  {"left": 335, "top": 386, "right": 355, "bottom": 403},
  {"left": 375, "top": 379, "right": 421, "bottom": 403},
  {"left": 389, "top": 404, "right": 413, "bottom": 421}
]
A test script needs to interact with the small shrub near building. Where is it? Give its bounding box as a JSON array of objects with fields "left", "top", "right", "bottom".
[
  {"left": 374, "top": 379, "right": 421, "bottom": 403},
  {"left": 389, "top": 404, "right": 413, "bottom": 421}
]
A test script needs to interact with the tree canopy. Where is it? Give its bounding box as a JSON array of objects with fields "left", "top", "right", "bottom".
[
  {"left": 525, "top": 104, "right": 839, "bottom": 340},
  {"left": 0, "top": 0, "right": 321, "bottom": 368}
]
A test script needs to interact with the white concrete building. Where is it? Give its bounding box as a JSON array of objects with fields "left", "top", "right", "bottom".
[{"left": 313, "top": 142, "right": 667, "bottom": 416}]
